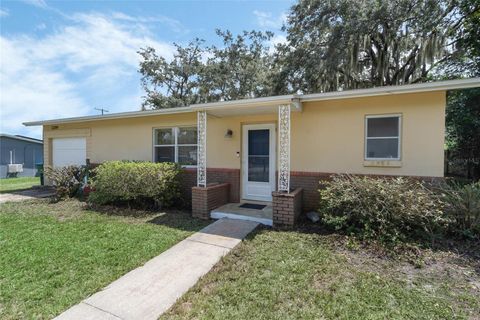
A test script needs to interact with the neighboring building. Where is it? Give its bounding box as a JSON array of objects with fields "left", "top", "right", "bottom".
[
  {"left": 0, "top": 134, "right": 43, "bottom": 178},
  {"left": 24, "top": 78, "right": 480, "bottom": 226}
]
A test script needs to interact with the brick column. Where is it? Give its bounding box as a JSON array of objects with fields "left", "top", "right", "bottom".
[
  {"left": 272, "top": 188, "right": 303, "bottom": 227},
  {"left": 192, "top": 183, "right": 230, "bottom": 220}
]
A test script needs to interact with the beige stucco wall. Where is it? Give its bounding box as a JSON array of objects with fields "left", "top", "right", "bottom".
[
  {"left": 43, "top": 113, "right": 197, "bottom": 165},
  {"left": 206, "top": 114, "right": 277, "bottom": 169},
  {"left": 43, "top": 91, "right": 445, "bottom": 177},
  {"left": 291, "top": 91, "right": 445, "bottom": 176}
]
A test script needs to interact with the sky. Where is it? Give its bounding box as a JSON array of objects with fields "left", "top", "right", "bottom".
[{"left": 0, "top": 0, "right": 293, "bottom": 139}]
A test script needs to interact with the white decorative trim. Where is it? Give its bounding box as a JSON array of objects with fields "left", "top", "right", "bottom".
[
  {"left": 197, "top": 111, "right": 207, "bottom": 187},
  {"left": 278, "top": 104, "right": 291, "bottom": 192},
  {"left": 363, "top": 160, "right": 402, "bottom": 167}
]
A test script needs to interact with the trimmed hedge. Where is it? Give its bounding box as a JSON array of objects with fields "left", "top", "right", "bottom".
[
  {"left": 88, "top": 161, "right": 181, "bottom": 208},
  {"left": 319, "top": 174, "right": 447, "bottom": 244}
]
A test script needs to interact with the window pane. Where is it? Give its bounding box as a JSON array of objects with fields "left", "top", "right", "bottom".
[
  {"left": 178, "top": 146, "right": 197, "bottom": 165},
  {"left": 155, "top": 146, "right": 174, "bottom": 162},
  {"left": 155, "top": 128, "right": 174, "bottom": 145},
  {"left": 248, "top": 129, "right": 269, "bottom": 156},
  {"left": 248, "top": 156, "right": 269, "bottom": 182},
  {"left": 367, "top": 117, "right": 399, "bottom": 137},
  {"left": 366, "top": 138, "right": 399, "bottom": 159},
  {"left": 178, "top": 127, "right": 197, "bottom": 145}
]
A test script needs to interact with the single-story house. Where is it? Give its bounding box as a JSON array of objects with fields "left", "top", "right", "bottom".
[
  {"left": 24, "top": 78, "right": 480, "bottom": 226},
  {"left": 0, "top": 134, "right": 43, "bottom": 178}
]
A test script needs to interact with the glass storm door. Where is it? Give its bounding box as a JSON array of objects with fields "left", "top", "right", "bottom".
[{"left": 242, "top": 124, "right": 275, "bottom": 201}]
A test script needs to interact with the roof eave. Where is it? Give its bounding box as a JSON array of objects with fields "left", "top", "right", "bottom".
[
  {"left": 300, "top": 78, "right": 480, "bottom": 102},
  {"left": 23, "top": 95, "right": 299, "bottom": 126},
  {"left": 23, "top": 106, "right": 195, "bottom": 126},
  {"left": 191, "top": 94, "right": 297, "bottom": 111}
]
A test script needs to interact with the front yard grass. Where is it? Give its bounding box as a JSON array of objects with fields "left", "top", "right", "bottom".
[
  {"left": 0, "top": 199, "right": 209, "bottom": 320},
  {"left": 0, "top": 177, "right": 40, "bottom": 193},
  {"left": 163, "top": 225, "right": 480, "bottom": 320}
]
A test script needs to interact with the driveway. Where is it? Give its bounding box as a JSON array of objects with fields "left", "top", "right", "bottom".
[{"left": 0, "top": 187, "right": 55, "bottom": 203}]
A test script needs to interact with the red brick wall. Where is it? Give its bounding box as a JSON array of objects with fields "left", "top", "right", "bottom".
[
  {"left": 180, "top": 168, "right": 240, "bottom": 208},
  {"left": 290, "top": 171, "right": 331, "bottom": 212},
  {"left": 93, "top": 163, "right": 441, "bottom": 215},
  {"left": 290, "top": 171, "right": 445, "bottom": 212},
  {"left": 192, "top": 183, "right": 230, "bottom": 219},
  {"left": 207, "top": 168, "right": 240, "bottom": 203},
  {"left": 272, "top": 188, "right": 303, "bottom": 227}
]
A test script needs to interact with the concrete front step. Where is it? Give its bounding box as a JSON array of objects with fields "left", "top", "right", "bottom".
[
  {"left": 211, "top": 202, "right": 273, "bottom": 226},
  {"left": 211, "top": 211, "right": 273, "bottom": 226}
]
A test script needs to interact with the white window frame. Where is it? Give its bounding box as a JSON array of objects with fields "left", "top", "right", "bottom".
[
  {"left": 153, "top": 126, "right": 197, "bottom": 168},
  {"left": 364, "top": 114, "right": 402, "bottom": 161}
]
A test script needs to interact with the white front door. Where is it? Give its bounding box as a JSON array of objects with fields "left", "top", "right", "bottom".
[{"left": 242, "top": 124, "right": 275, "bottom": 201}]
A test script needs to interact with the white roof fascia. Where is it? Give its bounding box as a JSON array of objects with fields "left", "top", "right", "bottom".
[
  {"left": 300, "top": 78, "right": 480, "bottom": 102},
  {"left": 23, "top": 106, "right": 194, "bottom": 126},
  {"left": 190, "top": 94, "right": 297, "bottom": 111}
]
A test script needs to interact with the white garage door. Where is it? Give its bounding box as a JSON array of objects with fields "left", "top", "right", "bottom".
[{"left": 52, "top": 137, "right": 86, "bottom": 167}]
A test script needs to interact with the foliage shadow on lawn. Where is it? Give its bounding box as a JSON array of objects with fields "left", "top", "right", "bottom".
[
  {"left": 148, "top": 211, "right": 210, "bottom": 232},
  {"left": 85, "top": 202, "right": 209, "bottom": 233},
  {"left": 295, "top": 215, "right": 480, "bottom": 272}
]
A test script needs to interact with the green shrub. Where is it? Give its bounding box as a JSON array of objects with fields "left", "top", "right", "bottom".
[
  {"left": 44, "top": 165, "right": 87, "bottom": 200},
  {"left": 318, "top": 174, "right": 447, "bottom": 245},
  {"left": 88, "top": 161, "right": 181, "bottom": 208},
  {"left": 442, "top": 181, "right": 480, "bottom": 239}
]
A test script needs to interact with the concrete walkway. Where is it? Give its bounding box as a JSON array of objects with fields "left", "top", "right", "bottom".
[{"left": 55, "top": 218, "right": 259, "bottom": 320}]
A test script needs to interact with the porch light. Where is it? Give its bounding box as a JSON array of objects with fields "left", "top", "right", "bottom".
[{"left": 225, "top": 129, "right": 233, "bottom": 138}]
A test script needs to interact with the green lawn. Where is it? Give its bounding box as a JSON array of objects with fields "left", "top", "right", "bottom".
[
  {"left": 163, "top": 227, "right": 480, "bottom": 320},
  {"left": 0, "top": 177, "right": 40, "bottom": 193},
  {"left": 0, "top": 199, "right": 209, "bottom": 320}
]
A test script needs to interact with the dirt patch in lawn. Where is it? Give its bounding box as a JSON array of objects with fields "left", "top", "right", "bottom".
[{"left": 300, "top": 222, "right": 480, "bottom": 317}]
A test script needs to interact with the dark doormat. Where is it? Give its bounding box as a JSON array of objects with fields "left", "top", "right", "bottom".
[{"left": 239, "top": 203, "right": 266, "bottom": 210}]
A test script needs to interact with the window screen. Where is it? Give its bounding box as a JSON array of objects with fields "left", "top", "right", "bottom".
[
  {"left": 365, "top": 116, "right": 400, "bottom": 160},
  {"left": 154, "top": 127, "right": 197, "bottom": 165}
]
